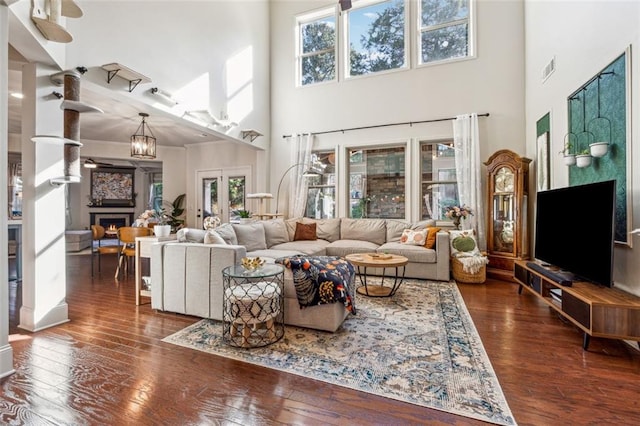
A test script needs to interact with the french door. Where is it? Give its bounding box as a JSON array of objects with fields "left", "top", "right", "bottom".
[{"left": 196, "top": 167, "right": 251, "bottom": 228}]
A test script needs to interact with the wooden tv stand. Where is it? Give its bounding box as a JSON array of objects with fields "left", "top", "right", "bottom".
[{"left": 514, "top": 260, "right": 640, "bottom": 350}]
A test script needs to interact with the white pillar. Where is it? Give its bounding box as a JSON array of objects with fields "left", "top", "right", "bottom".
[
  {"left": 19, "top": 62, "right": 69, "bottom": 331},
  {"left": 0, "top": 2, "right": 15, "bottom": 379}
]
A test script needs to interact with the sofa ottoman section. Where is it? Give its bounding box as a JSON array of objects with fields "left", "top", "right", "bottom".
[{"left": 65, "top": 230, "right": 92, "bottom": 252}]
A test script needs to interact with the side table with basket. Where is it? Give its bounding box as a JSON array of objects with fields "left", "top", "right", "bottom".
[{"left": 222, "top": 263, "right": 285, "bottom": 348}]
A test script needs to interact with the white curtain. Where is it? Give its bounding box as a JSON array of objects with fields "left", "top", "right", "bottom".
[
  {"left": 288, "top": 133, "right": 314, "bottom": 218},
  {"left": 453, "top": 113, "right": 486, "bottom": 250}
]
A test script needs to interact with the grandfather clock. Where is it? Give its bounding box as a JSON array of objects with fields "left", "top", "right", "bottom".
[{"left": 484, "top": 150, "right": 531, "bottom": 281}]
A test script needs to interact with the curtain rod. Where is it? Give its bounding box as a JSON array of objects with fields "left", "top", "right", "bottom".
[{"left": 282, "top": 113, "right": 490, "bottom": 139}]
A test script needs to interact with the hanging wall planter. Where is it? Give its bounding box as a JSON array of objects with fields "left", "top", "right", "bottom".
[
  {"left": 563, "top": 154, "right": 577, "bottom": 166},
  {"left": 576, "top": 154, "right": 593, "bottom": 168},
  {"left": 589, "top": 141, "right": 609, "bottom": 158}
]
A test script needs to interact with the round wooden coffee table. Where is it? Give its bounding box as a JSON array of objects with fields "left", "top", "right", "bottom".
[{"left": 345, "top": 253, "right": 409, "bottom": 297}]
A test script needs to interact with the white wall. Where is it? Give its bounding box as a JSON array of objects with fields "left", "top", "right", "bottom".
[
  {"left": 524, "top": 0, "right": 640, "bottom": 294},
  {"left": 269, "top": 0, "right": 526, "bottom": 218}
]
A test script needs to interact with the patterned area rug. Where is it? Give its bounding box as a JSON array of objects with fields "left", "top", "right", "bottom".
[{"left": 162, "top": 279, "right": 516, "bottom": 425}]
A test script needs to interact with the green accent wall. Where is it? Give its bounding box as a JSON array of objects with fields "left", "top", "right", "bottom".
[
  {"left": 568, "top": 52, "right": 626, "bottom": 243},
  {"left": 536, "top": 113, "right": 550, "bottom": 137}
]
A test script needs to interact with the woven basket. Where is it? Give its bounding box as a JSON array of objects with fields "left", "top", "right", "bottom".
[{"left": 451, "top": 256, "right": 486, "bottom": 284}]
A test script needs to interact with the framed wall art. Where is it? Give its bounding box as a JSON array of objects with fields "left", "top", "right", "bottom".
[{"left": 90, "top": 167, "right": 136, "bottom": 207}]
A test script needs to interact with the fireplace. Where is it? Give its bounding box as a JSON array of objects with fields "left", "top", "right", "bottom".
[{"left": 90, "top": 212, "right": 134, "bottom": 229}]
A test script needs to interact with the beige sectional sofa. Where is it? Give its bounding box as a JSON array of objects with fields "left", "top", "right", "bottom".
[{"left": 151, "top": 217, "right": 450, "bottom": 332}]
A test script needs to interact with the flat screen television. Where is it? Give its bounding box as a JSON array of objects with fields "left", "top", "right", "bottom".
[{"left": 534, "top": 180, "right": 616, "bottom": 287}]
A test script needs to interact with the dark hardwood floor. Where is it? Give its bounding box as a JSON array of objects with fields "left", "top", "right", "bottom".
[{"left": 3, "top": 253, "right": 640, "bottom": 425}]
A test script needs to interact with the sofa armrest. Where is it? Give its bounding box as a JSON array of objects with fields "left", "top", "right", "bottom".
[
  {"left": 434, "top": 231, "right": 451, "bottom": 281},
  {"left": 151, "top": 242, "right": 247, "bottom": 319}
]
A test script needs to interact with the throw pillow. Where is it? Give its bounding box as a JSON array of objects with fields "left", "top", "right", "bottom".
[
  {"left": 176, "top": 228, "right": 208, "bottom": 243},
  {"left": 262, "top": 219, "right": 289, "bottom": 247},
  {"left": 424, "top": 227, "right": 441, "bottom": 249},
  {"left": 293, "top": 222, "right": 317, "bottom": 241},
  {"left": 232, "top": 223, "right": 267, "bottom": 252},
  {"left": 204, "top": 229, "right": 226, "bottom": 245},
  {"left": 400, "top": 228, "right": 428, "bottom": 246},
  {"left": 215, "top": 223, "right": 238, "bottom": 245},
  {"left": 449, "top": 229, "right": 481, "bottom": 257}
]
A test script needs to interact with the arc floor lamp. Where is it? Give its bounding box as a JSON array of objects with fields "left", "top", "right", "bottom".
[{"left": 275, "top": 163, "right": 321, "bottom": 215}]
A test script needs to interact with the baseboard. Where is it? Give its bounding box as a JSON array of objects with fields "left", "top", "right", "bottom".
[
  {"left": 0, "top": 344, "right": 15, "bottom": 379},
  {"left": 18, "top": 303, "right": 70, "bottom": 332}
]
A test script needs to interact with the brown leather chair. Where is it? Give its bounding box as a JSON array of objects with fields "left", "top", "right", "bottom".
[
  {"left": 115, "top": 226, "right": 152, "bottom": 278},
  {"left": 91, "top": 225, "right": 121, "bottom": 277}
]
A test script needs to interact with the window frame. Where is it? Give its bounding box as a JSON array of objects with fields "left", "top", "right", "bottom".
[
  {"left": 296, "top": 7, "right": 339, "bottom": 87},
  {"left": 342, "top": 0, "right": 411, "bottom": 81},
  {"left": 415, "top": 0, "right": 475, "bottom": 68}
]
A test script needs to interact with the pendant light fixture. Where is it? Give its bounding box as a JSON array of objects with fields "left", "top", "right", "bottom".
[{"left": 130, "top": 112, "right": 156, "bottom": 159}]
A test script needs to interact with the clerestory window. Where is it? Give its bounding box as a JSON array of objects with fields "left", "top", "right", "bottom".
[
  {"left": 297, "top": 10, "right": 337, "bottom": 86},
  {"left": 346, "top": 0, "right": 408, "bottom": 78},
  {"left": 419, "top": 0, "right": 472, "bottom": 65}
]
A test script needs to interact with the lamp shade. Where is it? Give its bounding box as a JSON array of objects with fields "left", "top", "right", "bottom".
[{"left": 131, "top": 112, "right": 157, "bottom": 159}]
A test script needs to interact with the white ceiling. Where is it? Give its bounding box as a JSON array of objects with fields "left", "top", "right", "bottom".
[{"left": 7, "top": 50, "right": 246, "bottom": 148}]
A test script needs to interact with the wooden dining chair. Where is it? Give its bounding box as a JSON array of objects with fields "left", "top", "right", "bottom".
[
  {"left": 115, "top": 226, "right": 152, "bottom": 279},
  {"left": 91, "top": 225, "right": 120, "bottom": 277}
]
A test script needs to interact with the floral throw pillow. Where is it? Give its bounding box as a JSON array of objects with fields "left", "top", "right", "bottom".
[
  {"left": 449, "top": 229, "right": 481, "bottom": 257},
  {"left": 400, "top": 228, "right": 428, "bottom": 246}
]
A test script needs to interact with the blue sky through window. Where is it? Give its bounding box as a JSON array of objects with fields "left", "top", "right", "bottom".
[{"left": 349, "top": 1, "right": 391, "bottom": 53}]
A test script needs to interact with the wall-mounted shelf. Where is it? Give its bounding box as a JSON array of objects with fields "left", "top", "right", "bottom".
[
  {"left": 31, "top": 136, "right": 83, "bottom": 146},
  {"left": 241, "top": 129, "right": 263, "bottom": 142},
  {"left": 31, "top": 17, "right": 73, "bottom": 43},
  {"left": 101, "top": 63, "right": 151, "bottom": 92},
  {"left": 50, "top": 176, "right": 81, "bottom": 186},
  {"left": 60, "top": 100, "right": 103, "bottom": 114},
  {"left": 61, "top": 0, "right": 83, "bottom": 18}
]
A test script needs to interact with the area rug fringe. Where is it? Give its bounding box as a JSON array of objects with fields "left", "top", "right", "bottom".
[{"left": 162, "top": 279, "right": 516, "bottom": 425}]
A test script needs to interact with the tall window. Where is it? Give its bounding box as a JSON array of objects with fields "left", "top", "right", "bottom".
[
  {"left": 420, "top": 141, "right": 459, "bottom": 221},
  {"left": 298, "top": 11, "right": 336, "bottom": 86},
  {"left": 346, "top": 0, "right": 407, "bottom": 78},
  {"left": 419, "top": 0, "right": 471, "bottom": 65},
  {"left": 348, "top": 146, "right": 405, "bottom": 219}
]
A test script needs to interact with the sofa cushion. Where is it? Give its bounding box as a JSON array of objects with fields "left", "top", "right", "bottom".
[
  {"left": 246, "top": 249, "right": 304, "bottom": 263},
  {"left": 412, "top": 219, "right": 437, "bottom": 230},
  {"left": 325, "top": 239, "right": 380, "bottom": 257},
  {"left": 215, "top": 223, "right": 238, "bottom": 245},
  {"left": 340, "top": 218, "right": 386, "bottom": 245},
  {"left": 386, "top": 219, "right": 411, "bottom": 242},
  {"left": 262, "top": 219, "right": 289, "bottom": 247},
  {"left": 204, "top": 229, "right": 226, "bottom": 245},
  {"left": 311, "top": 218, "right": 341, "bottom": 242},
  {"left": 270, "top": 240, "right": 329, "bottom": 256},
  {"left": 377, "top": 242, "right": 437, "bottom": 263},
  {"left": 232, "top": 222, "right": 267, "bottom": 252},
  {"left": 285, "top": 217, "right": 304, "bottom": 241},
  {"left": 176, "top": 228, "right": 208, "bottom": 243}
]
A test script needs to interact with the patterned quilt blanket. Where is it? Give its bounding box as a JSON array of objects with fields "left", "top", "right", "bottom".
[{"left": 276, "top": 255, "right": 356, "bottom": 315}]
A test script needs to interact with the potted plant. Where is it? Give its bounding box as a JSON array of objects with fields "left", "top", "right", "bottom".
[
  {"left": 575, "top": 148, "right": 592, "bottom": 168},
  {"left": 559, "top": 140, "right": 576, "bottom": 166},
  {"left": 234, "top": 209, "right": 253, "bottom": 224}
]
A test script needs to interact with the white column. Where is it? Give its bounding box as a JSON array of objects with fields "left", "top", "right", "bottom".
[
  {"left": 0, "top": 2, "right": 15, "bottom": 379},
  {"left": 19, "top": 62, "right": 69, "bottom": 331}
]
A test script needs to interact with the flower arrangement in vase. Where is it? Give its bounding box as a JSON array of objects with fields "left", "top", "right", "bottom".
[{"left": 444, "top": 205, "right": 473, "bottom": 230}]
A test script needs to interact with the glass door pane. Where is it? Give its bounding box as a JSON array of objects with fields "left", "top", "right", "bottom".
[
  {"left": 202, "top": 176, "right": 220, "bottom": 225},
  {"left": 228, "top": 175, "right": 246, "bottom": 221}
]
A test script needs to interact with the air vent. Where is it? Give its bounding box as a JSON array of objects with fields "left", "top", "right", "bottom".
[{"left": 542, "top": 57, "right": 556, "bottom": 82}]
